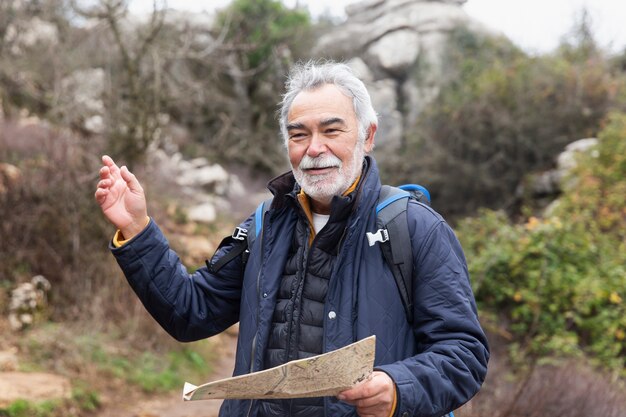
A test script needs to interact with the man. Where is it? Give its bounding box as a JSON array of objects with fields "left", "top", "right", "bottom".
[{"left": 95, "top": 61, "right": 489, "bottom": 417}]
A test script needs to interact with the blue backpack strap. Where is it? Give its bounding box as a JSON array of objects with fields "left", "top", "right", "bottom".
[
  {"left": 369, "top": 185, "right": 415, "bottom": 323},
  {"left": 368, "top": 183, "right": 431, "bottom": 323},
  {"left": 247, "top": 197, "right": 272, "bottom": 251},
  {"left": 398, "top": 183, "right": 431, "bottom": 206},
  {"left": 207, "top": 197, "right": 271, "bottom": 273}
]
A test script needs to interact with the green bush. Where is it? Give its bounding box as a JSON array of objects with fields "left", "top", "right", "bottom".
[
  {"left": 458, "top": 113, "right": 626, "bottom": 373},
  {"left": 0, "top": 399, "right": 60, "bottom": 417},
  {"left": 386, "top": 26, "right": 626, "bottom": 220},
  {"left": 71, "top": 384, "right": 101, "bottom": 412}
]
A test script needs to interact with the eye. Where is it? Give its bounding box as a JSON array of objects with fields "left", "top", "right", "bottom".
[{"left": 289, "top": 132, "right": 307, "bottom": 141}]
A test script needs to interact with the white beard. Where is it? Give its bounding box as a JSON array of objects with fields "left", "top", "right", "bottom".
[{"left": 292, "top": 142, "right": 365, "bottom": 204}]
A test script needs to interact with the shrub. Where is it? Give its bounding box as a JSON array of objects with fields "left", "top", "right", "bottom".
[
  {"left": 0, "top": 120, "right": 136, "bottom": 323},
  {"left": 457, "top": 113, "right": 626, "bottom": 374},
  {"left": 385, "top": 26, "right": 626, "bottom": 220}
]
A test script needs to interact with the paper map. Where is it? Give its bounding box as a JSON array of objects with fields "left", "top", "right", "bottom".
[{"left": 183, "top": 335, "right": 376, "bottom": 401}]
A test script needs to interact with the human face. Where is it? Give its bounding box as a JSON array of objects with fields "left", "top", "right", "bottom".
[{"left": 287, "top": 84, "right": 375, "bottom": 214}]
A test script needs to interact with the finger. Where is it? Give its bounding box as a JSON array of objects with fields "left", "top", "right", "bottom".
[
  {"left": 102, "top": 154, "right": 114, "bottom": 166},
  {"left": 352, "top": 392, "right": 387, "bottom": 409},
  {"left": 102, "top": 155, "right": 121, "bottom": 178},
  {"left": 120, "top": 166, "right": 143, "bottom": 193},
  {"left": 94, "top": 187, "right": 108, "bottom": 204},
  {"left": 96, "top": 179, "right": 111, "bottom": 189},
  {"left": 99, "top": 165, "right": 110, "bottom": 180},
  {"left": 339, "top": 384, "right": 376, "bottom": 401}
]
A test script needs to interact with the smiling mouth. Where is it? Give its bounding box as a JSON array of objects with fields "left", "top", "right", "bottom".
[{"left": 303, "top": 166, "right": 337, "bottom": 175}]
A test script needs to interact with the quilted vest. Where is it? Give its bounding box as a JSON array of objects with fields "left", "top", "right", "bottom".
[{"left": 258, "top": 192, "right": 356, "bottom": 417}]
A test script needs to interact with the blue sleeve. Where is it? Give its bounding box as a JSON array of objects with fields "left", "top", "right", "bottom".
[
  {"left": 110, "top": 216, "right": 253, "bottom": 342},
  {"left": 377, "top": 203, "right": 489, "bottom": 417}
]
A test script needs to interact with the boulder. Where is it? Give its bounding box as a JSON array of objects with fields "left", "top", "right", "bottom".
[
  {"left": 521, "top": 138, "right": 599, "bottom": 210},
  {"left": 312, "top": 0, "right": 489, "bottom": 158},
  {"left": 556, "top": 138, "right": 599, "bottom": 173},
  {"left": 555, "top": 138, "right": 599, "bottom": 191},
  {"left": 8, "top": 276, "right": 51, "bottom": 331},
  {"left": 364, "top": 78, "right": 403, "bottom": 149},
  {"left": 187, "top": 202, "right": 217, "bottom": 224},
  {"left": 366, "top": 29, "right": 421, "bottom": 76}
]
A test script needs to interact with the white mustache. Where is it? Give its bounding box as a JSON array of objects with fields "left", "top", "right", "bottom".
[{"left": 298, "top": 154, "right": 342, "bottom": 170}]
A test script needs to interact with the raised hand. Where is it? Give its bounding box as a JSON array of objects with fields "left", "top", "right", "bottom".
[{"left": 95, "top": 155, "right": 148, "bottom": 240}]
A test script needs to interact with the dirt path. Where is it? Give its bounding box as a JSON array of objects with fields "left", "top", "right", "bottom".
[{"left": 98, "top": 332, "right": 238, "bottom": 417}]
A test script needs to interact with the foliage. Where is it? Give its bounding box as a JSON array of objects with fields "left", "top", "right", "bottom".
[
  {"left": 385, "top": 25, "right": 626, "bottom": 220},
  {"left": 0, "top": 122, "right": 136, "bottom": 321},
  {"left": 0, "top": 0, "right": 311, "bottom": 170},
  {"left": 18, "top": 323, "right": 215, "bottom": 395},
  {"left": 70, "top": 384, "right": 101, "bottom": 412},
  {"left": 0, "top": 400, "right": 60, "bottom": 417},
  {"left": 90, "top": 346, "right": 211, "bottom": 392},
  {"left": 217, "top": 0, "right": 310, "bottom": 70},
  {"left": 0, "top": 0, "right": 67, "bottom": 117},
  {"left": 457, "top": 113, "right": 626, "bottom": 373},
  {"left": 185, "top": 0, "right": 312, "bottom": 172}
]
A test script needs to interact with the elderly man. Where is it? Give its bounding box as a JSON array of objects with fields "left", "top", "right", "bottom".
[{"left": 95, "top": 61, "right": 489, "bottom": 417}]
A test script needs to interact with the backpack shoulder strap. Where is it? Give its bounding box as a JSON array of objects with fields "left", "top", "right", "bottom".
[
  {"left": 207, "top": 197, "right": 272, "bottom": 274},
  {"left": 398, "top": 183, "right": 431, "bottom": 206},
  {"left": 369, "top": 185, "right": 415, "bottom": 323},
  {"left": 246, "top": 197, "right": 272, "bottom": 252}
]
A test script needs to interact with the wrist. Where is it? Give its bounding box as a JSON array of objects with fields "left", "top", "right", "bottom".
[{"left": 119, "top": 216, "right": 150, "bottom": 241}]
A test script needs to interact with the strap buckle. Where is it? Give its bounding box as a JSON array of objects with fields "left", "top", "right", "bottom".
[
  {"left": 366, "top": 229, "right": 389, "bottom": 246},
  {"left": 232, "top": 227, "right": 248, "bottom": 241}
]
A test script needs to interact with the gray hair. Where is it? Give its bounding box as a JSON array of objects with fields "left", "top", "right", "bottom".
[{"left": 279, "top": 60, "right": 378, "bottom": 145}]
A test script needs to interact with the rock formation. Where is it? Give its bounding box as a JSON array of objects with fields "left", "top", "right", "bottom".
[{"left": 313, "top": 0, "right": 488, "bottom": 153}]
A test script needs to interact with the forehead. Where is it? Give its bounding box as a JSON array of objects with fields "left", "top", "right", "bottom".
[{"left": 288, "top": 84, "right": 356, "bottom": 123}]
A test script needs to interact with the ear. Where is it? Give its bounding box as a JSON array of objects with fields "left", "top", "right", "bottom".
[{"left": 364, "top": 124, "right": 377, "bottom": 153}]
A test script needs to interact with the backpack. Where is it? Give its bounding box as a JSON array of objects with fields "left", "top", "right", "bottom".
[{"left": 207, "top": 183, "right": 431, "bottom": 325}]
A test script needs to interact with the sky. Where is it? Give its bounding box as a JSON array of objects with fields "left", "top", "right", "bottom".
[{"left": 128, "top": 0, "right": 626, "bottom": 54}]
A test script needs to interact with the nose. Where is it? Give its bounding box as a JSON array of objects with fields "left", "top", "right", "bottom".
[{"left": 306, "top": 131, "right": 328, "bottom": 157}]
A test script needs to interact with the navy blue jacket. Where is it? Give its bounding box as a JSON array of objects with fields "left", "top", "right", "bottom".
[{"left": 111, "top": 157, "right": 489, "bottom": 417}]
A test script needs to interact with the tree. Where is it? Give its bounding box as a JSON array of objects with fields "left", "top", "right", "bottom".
[{"left": 73, "top": 0, "right": 168, "bottom": 164}]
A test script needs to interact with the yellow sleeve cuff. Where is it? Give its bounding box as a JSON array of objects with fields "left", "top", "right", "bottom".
[
  {"left": 388, "top": 382, "right": 398, "bottom": 417},
  {"left": 112, "top": 217, "right": 151, "bottom": 248}
]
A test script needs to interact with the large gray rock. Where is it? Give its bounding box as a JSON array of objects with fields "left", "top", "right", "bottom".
[
  {"left": 316, "top": 0, "right": 475, "bottom": 65},
  {"left": 8, "top": 276, "right": 50, "bottom": 331},
  {"left": 313, "top": 0, "right": 488, "bottom": 158},
  {"left": 557, "top": 138, "right": 599, "bottom": 173},
  {"left": 365, "top": 78, "right": 403, "bottom": 149},
  {"left": 556, "top": 138, "right": 599, "bottom": 191},
  {"left": 522, "top": 137, "right": 599, "bottom": 215},
  {"left": 148, "top": 149, "right": 247, "bottom": 224},
  {"left": 366, "top": 29, "right": 421, "bottom": 76}
]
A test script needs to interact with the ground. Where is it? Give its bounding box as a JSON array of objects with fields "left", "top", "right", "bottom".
[
  {"left": 0, "top": 321, "right": 238, "bottom": 417},
  {"left": 98, "top": 331, "right": 238, "bottom": 417}
]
